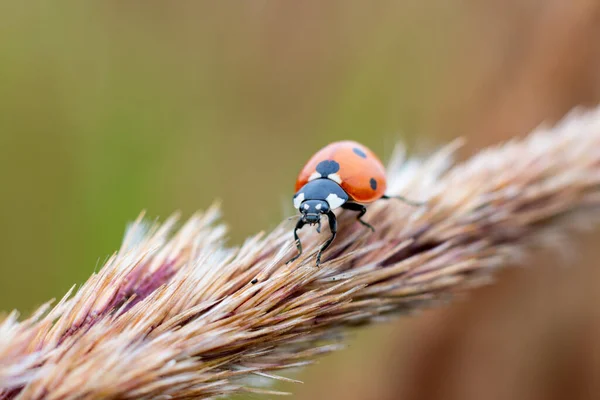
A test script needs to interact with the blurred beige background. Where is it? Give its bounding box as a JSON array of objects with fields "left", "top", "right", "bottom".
[{"left": 2, "top": 1, "right": 600, "bottom": 399}]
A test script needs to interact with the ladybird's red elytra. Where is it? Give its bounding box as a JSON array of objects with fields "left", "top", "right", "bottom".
[
  {"left": 287, "top": 140, "right": 422, "bottom": 267},
  {"left": 294, "top": 140, "right": 387, "bottom": 203}
]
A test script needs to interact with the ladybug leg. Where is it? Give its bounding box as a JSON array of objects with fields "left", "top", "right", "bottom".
[
  {"left": 316, "top": 210, "right": 337, "bottom": 266},
  {"left": 381, "top": 194, "right": 423, "bottom": 207},
  {"left": 286, "top": 219, "right": 306, "bottom": 264},
  {"left": 342, "top": 202, "right": 375, "bottom": 232}
]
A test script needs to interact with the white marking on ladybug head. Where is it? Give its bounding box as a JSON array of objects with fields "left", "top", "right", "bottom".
[
  {"left": 326, "top": 193, "right": 346, "bottom": 210},
  {"left": 309, "top": 171, "right": 321, "bottom": 181},
  {"left": 327, "top": 173, "right": 342, "bottom": 184},
  {"left": 293, "top": 193, "right": 305, "bottom": 210},
  {"left": 315, "top": 203, "right": 322, "bottom": 210},
  {"left": 303, "top": 204, "right": 310, "bottom": 210}
]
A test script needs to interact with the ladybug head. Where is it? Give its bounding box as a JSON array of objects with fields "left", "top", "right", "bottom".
[{"left": 299, "top": 199, "right": 330, "bottom": 224}]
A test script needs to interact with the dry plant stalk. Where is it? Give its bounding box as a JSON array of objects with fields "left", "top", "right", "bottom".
[{"left": 2, "top": 107, "right": 600, "bottom": 400}]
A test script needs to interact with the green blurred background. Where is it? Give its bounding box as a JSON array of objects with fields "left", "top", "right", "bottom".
[
  {"left": 0, "top": 1, "right": 462, "bottom": 312},
  {"left": 3, "top": 2, "right": 600, "bottom": 399}
]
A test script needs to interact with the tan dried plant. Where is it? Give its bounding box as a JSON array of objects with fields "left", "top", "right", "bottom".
[{"left": 2, "top": 107, "right": 600, "bottom": 400}]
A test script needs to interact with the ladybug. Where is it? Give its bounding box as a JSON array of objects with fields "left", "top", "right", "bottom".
[{"left": 288, "top": 140, "right": 421, "bottom": 266}]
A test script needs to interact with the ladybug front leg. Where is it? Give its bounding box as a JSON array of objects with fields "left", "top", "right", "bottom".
[
  {"left": 286, "top": 219, "right": 306, "bottom": 264},
  {"left": 316, "top": 210, "right": 337, "bottom": 267}
]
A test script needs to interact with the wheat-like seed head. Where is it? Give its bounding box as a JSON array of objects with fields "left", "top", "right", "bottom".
[{"left": 1, "top": 107, "right": 600, "bottom": 399}]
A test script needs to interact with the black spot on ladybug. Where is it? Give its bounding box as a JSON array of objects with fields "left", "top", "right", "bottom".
[
  {"left": 316, "top": 160, "right": 340, "bottom": 176},
  {"left": 353, "top": 147, "right": 367, "bottom": 158},
  {"left": 370, "top": 178, "right": 377, "bottom": 190}
]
